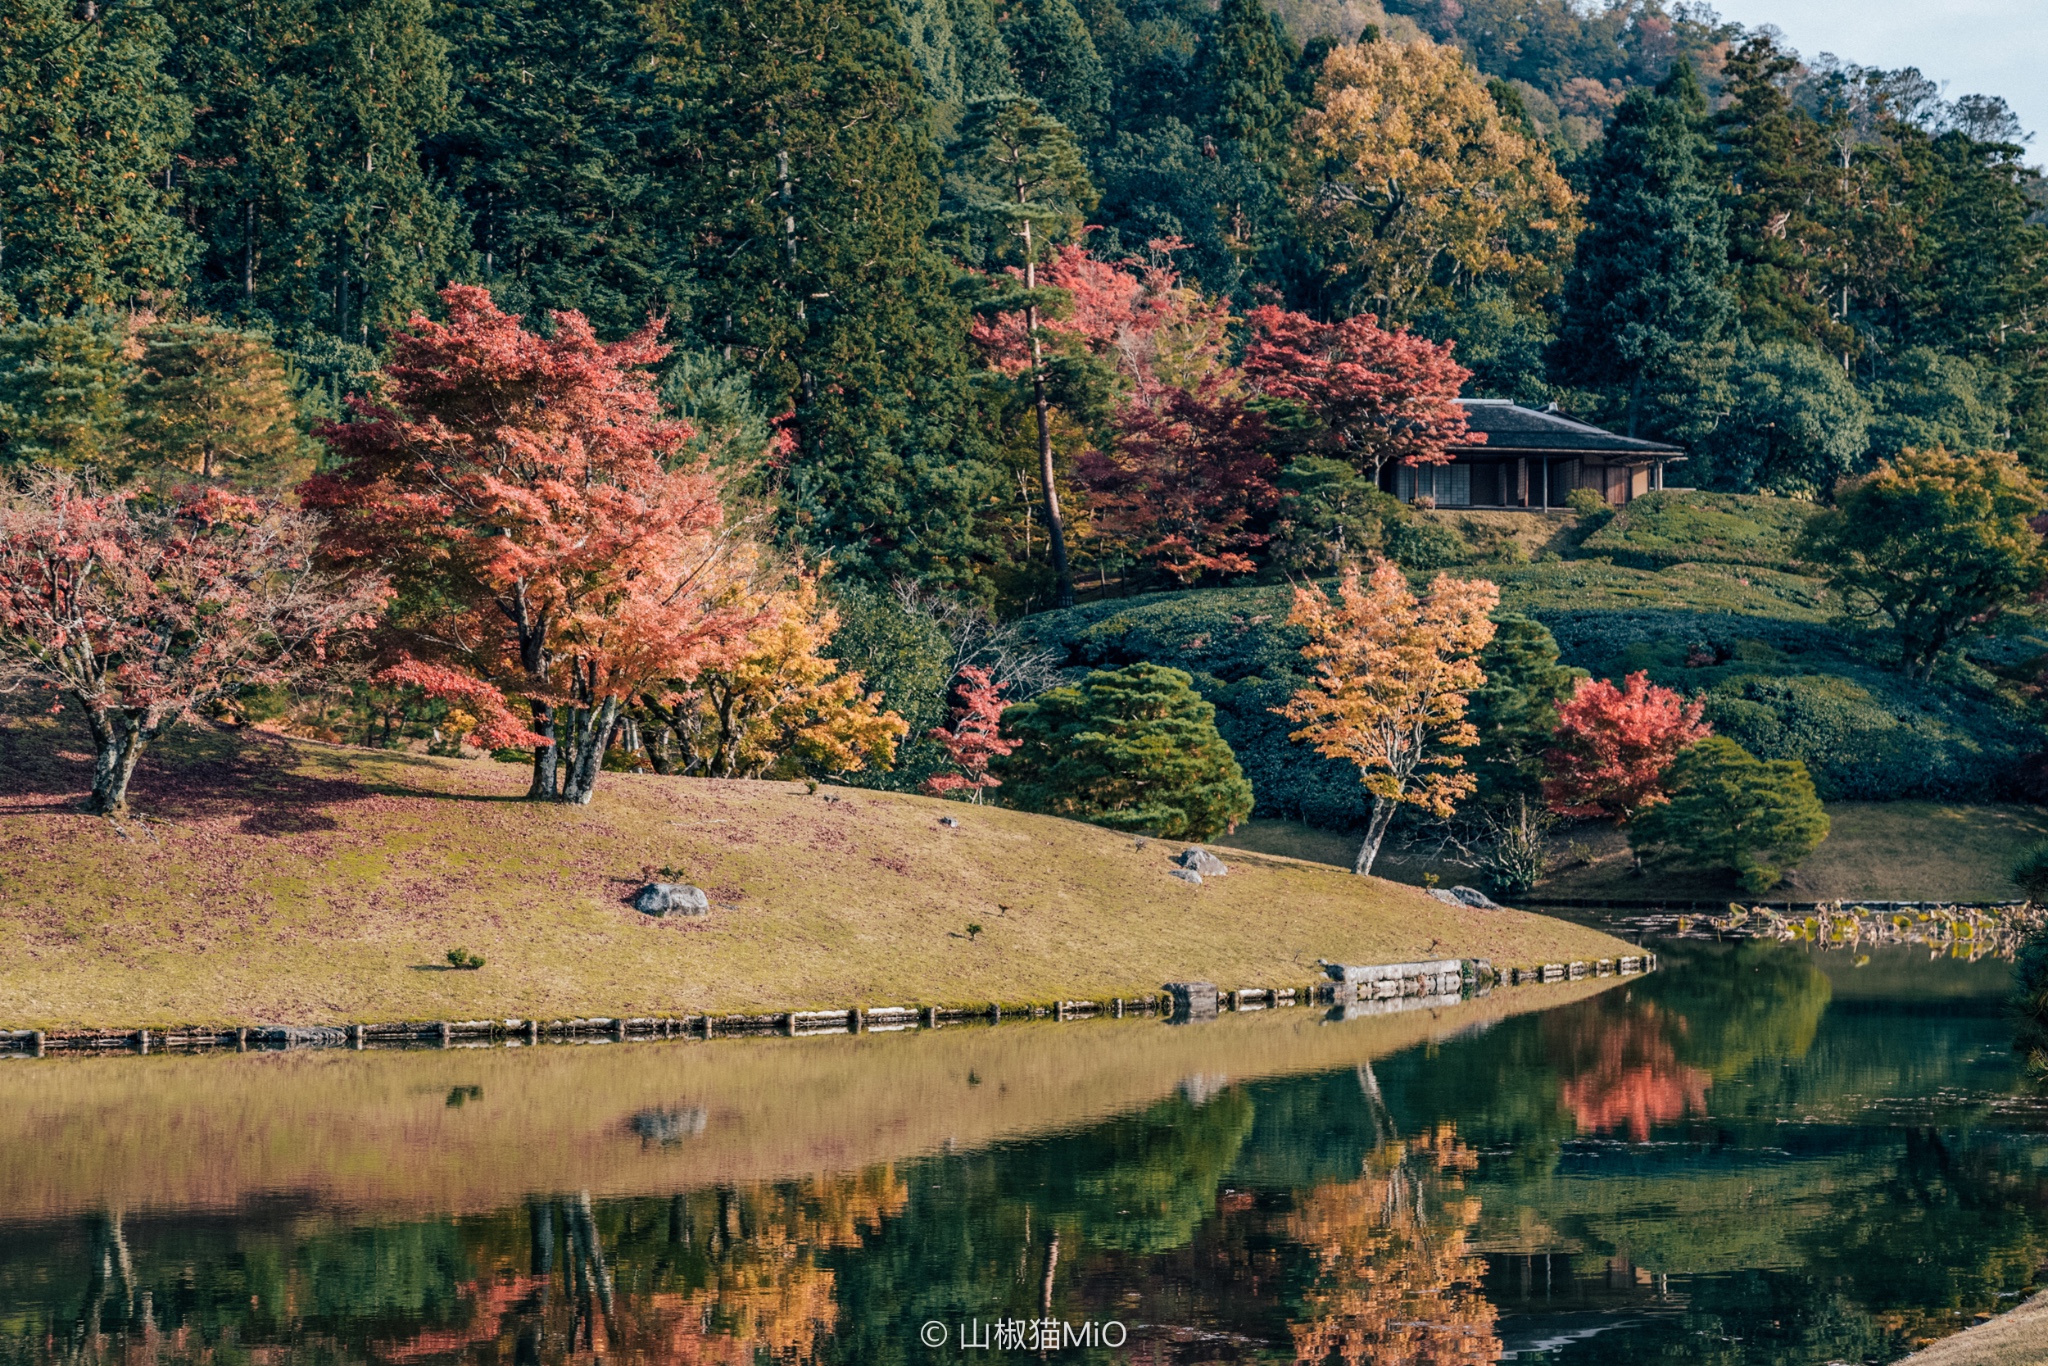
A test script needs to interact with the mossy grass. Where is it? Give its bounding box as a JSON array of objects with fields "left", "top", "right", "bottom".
[{"left": 0, "top": 715, "right": 1629, "bottom": 1030}]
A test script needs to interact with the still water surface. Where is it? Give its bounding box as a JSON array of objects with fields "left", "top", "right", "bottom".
[{"left": 2, "top": 940, "right": 2042, "bottom": 1365}]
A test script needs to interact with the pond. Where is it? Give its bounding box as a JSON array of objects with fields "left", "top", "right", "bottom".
[{"left": 1, "top": 939, "right": 2042, "bottom": 1365}]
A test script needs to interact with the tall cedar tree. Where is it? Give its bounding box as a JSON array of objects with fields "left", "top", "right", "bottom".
[
  {"left": 0, "top": 478, "right": 388, "bottom": 814},
  {"left": 1204, "top": 0, "right": 1297, "bottom": 162},
  {"left": 305, "top": 286, "right": 753, "bottom": 806},
  {"left": 1713, "top": 34, "right": 1850, "bottom": 355},
  {"left": 125, "top": 324, "right": 307, "bottom": 488},
  {"left": 161, "top": 0, "right": 466, "bottom": 345},
  {"left": 429, "top": 0, "right": 669, "bottom": 337},
  {"left": 645, "top": 0, "right": 995, "bottom": 589},
  {"left": 946, "top": 95, "right": 1097, "bottom": 606},
  {"left": 1280, "top": 559, "right": 1499, "bottom": 877},
  {"left": 999, "top": 0, "right": 1108, "bottom": 140},
  {"left": 1243, "top": 306, "right": 1475, "bottom": 488},
  {"left": 1552, "top": 65, "right": 1734, "bottom": 440},
  {"left": 0, "top": 312, "right": 138, "bottom": 471},
  {"left": 997, "top": 661, "right": 1253, "bottom": 840},
  {"left": 0, "top": 0, "right": 193, "bottom": 319}
]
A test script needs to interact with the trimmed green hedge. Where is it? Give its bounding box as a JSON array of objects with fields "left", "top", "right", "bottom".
[
  {"left": 1576, "top": 490, "right": 1821, "bottom": 569},
  {"left": 1018, "top": 587, "right": 2044, "bottom": 818}
]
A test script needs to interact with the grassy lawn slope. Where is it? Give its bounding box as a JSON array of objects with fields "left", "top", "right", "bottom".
[{"left": 0, "top": 717, "right": 1628, "bottom": 1030}]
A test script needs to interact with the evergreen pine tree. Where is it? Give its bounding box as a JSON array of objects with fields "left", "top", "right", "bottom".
[
  {"left": 999, "top": 0, "right": 1109, "bottom": 140},
  {"left": 950, "top": 0, "right": 1017, "bottom": 102},
  {"left": 0, "top": 313, "right": 137, "bottom": 471},
  {"left": 645, "top": 0, "right": 999, "bottom": 588},
  {"left": 161, "top": 0, "right": 466, "bottom": 346},
  {"left": 996, "top": 662, "right": 1253, "bottom": 839},
  {"left": 428, "top": 0, "right": 667, "bottom": 337},
  {"left": 1468, "top": 615, "right": 1583, "bottom": 804},
  {"left": 1714, "top": 34, "right": 1849, "bottom": 354},
  {"left": 1552, "top": 62, "right": 1735, "bottom": 439},
  {"left": 1204, "top": 0, "right": 1296, "bottom": 162},
  {"left": 0, "top": 0, "right": 193, "bottom": 319}
]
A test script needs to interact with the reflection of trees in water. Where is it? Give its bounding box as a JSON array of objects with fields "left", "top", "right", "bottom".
[
  {"left": 1544, "top": 1000, "right": 1711, "bottom": 1141},
  {"left": 1285, "top": 1125, "right": 1501, "bottom": 1365}
]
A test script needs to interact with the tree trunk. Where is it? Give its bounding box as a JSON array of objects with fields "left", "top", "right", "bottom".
[
  {"left": 1353, "top": 794, "right": 1396, "bottom": 876},
  {"left": 1019, "top": 215, "right": 1073, "bottom": 609},
  {"left": 82, "top": 702, "right": 156, "bottom": 814},
  {"left": 560, "top": 697, "right": 621, "bottom": 806},
  {"left": 1626, "top": 372, "right": 1644, "bottom": 439},
  {"left": 528, "top": 702, "right": 560, "bottom": 801}
]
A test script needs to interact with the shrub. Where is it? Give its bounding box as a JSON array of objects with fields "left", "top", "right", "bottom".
[
  {"left": 1632, "top": 736, "right": 1829, "bottom": 892},
  {"left": 445, "top": 947, "right": 486, "bottom": 970},
  {"left": 2013, "top": 843, "right": 2048, "bottom": 904},
  {"left": 995, "top": 662, "right": 1253, "bottom": 839}
]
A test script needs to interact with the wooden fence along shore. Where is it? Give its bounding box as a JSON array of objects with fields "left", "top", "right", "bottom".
[{"left": 0, "top": 954, "right": 1655, "bottom": 1059}]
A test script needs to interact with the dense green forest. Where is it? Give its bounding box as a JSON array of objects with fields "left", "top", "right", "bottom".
[
  {"left": 5, "top": 0, "right": 2048, "bottom": 855},
  {"left": 4, "top": 0, "right": 2043, "bottom": 604}
]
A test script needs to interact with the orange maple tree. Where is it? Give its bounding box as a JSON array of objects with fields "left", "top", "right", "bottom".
[
  {"left": 305, "top": 285, "right": 754, "bottom": 805},
  {"left": 1279, "top": 559, "right": 1499, "bottom": 875}
]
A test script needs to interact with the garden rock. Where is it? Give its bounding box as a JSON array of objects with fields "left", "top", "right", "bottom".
[
  {"left": 635, "top": 882, "right": 711, "bottom": 917},
  {"left": 1426, "top": 886, "right": 1503, "bottom": 909},
  {"left": 1168, "top": 867, "right": 1203, "bottom": 886},
  {"left": 1177, "top": 847, "right": 1229, "bottom": 877}
]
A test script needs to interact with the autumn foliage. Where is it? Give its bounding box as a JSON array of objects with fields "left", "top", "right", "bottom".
[
  {"left": 1287, "top": 1127, "right": 1502, "bottom": 1366},
  {"left": 0, "top": 476, "right": 388, "bottom": 813},
  {"left": 1242, "top": 306, "right": 1477, "bottom": 483},
  {"left": 1543, "top": 671, "right": 1711, "bottom": 822},
  {"left": 923, "top": 665, "right": 1017, "bottom": 802},
  {"left": 640, "top": 571, "right": 906, "bottom": 781},
  {"left": 304, "top": 285, "right": 752, "bottom": 804},
  {"left": 1280, "top": 559, "right": 1499, "bottom": 875},
  {"left": 1076, "top": 378, "right": 1277, "bottom": 583}
]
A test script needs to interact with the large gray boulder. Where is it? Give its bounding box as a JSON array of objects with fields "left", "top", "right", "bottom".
[
  {"left": 1177, "top": 847, "right": 1229, "bottom": 877},
  {"left": 1444, "top": 885, "right": 1502, "bottom": 909},
  {"left": 1168, "top": 867, "right": 1203, "bottom": 886},
  {"left": 635, "top": 882, "right": 711, "bottom": 917}
]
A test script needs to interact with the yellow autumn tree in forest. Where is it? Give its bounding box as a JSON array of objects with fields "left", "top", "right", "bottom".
[
  {"left": 1288, "top": 37, "right": 1579, "bottom": 324},
  {"left": 1280, "top": 558, "right": 1498, "bottom": 875},
  {"left": 641, "top": 571, "right": 907, "bottom": 780},
  {"left": 1288, "top": 1125, "right": 1501, "bottom": 1365}
]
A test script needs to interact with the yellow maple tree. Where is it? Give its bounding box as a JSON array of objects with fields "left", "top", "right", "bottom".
[
  {"left": 1279, "top": 558, "right": 1498, "bottom": 875},
  {"left": 643, "top": 571, "right": 907, "bottom": 780},
  {"left": 1288, "top": 37, "right": 1580, "bottom": 324}
]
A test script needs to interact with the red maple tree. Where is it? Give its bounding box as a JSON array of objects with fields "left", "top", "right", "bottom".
[
  {"left": 969, "top": 241, "right": 1235, "bottom": 391},
  {"left": 1076, "top": 378, "right": 1278, "bottom": 584},
  {"left": 1543, "top": 672, "right": 1711, "bottom": 823},
  {"left": 1241, "top": 305, "right": 1477, "bottom": 486},
  {"left": 304, "top": 285, "right": 754, "bottom": 805},
  {"left": 0, "top": 476, "right": 389, "bottom": 813},
  {"left": 923, "top": 665, "right": 1018, "bottom": 802}
]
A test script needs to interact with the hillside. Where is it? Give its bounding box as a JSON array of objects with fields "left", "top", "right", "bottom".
[
  {"left": 0, "top": 715, "right": 1628, "bottom": 1032},
  {"left": 1021, "top": 492, "right": 2048, "bottom": 826}
]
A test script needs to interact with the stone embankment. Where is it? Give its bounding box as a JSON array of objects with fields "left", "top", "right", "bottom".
[{"left": 0, "top": 953, "right": 1655, "bottom": 1058}]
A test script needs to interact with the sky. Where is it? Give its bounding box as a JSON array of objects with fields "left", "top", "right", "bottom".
[{"left": 1705, "top": 0, "right": 2048, "bottom": 150}]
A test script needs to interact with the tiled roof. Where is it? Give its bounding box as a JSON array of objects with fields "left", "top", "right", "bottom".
[{"left": 1452, "top": 399, "right": 1685, "bottom": 458}]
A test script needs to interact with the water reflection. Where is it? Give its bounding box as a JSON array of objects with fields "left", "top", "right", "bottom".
[{"left": 4, "top": 942, "right": 2046, "bottom": 1365}]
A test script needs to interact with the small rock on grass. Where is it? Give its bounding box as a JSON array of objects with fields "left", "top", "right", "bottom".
[
  {"left": 635, "top": 882, "right": 711, "bottom": 917},
  {"left": 1426, "top": 886, "right": 1503, "bottom": 910},
  {"left": 1168, "top": 867, "right": 1203, "bottom": 886},
  {"left": 1177, "top": 847, "right": 1229, "bottom": 877}
]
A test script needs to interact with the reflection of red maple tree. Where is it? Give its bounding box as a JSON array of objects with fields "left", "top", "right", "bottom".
[{"left": 1548, "top": 1002, "right": 1710, "bottom": 1142}]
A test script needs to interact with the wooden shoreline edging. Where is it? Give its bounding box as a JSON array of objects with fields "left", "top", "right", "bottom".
[{"left": 0, "top": 954, "right": 1655, "bottom": 1059}]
